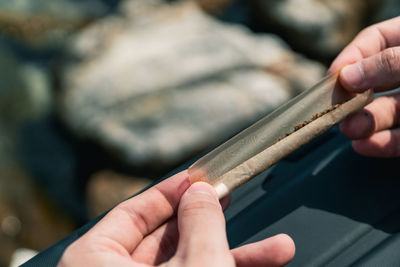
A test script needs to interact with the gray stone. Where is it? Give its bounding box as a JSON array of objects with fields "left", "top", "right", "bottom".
[
  {"left": 251, "top": 0, "right": 367, "bottom": 59},
  {"left": 0, "top": 42, "right": 52, "bottom": 124},
  {"left": 60, "top": 2, "right": 325, "bottom": 170}
]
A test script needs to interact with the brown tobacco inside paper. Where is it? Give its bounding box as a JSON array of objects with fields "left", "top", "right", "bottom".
[
  {"left": 188, "top": 73, "right": 374, "bottom": 198},
  {"left": 279, "top": 103, "right": 341, "bottom": 141}
]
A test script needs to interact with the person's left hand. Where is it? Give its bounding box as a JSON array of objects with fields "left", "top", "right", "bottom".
[
  {"left": 58, "top": 170, "right": 295, "bottom": 267},
  {"left": 329, "top": 17, "right": 400, "bottom": 157}
]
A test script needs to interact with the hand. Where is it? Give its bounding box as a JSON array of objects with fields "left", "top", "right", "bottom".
[
  {"left": 329, "top": 16, "right": 400, "bottom": 157},
  {"left": 58, "top": 170, "right": 295, "bottom": 267}
]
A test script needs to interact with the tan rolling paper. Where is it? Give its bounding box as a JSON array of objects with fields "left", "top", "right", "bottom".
[{"left": 189, "top": 73, "right": 374, "bottom": 198}]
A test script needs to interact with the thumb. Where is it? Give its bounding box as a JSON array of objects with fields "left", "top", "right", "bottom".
[
  {"left": 174, "top": 182, "right": 234, "bottom": 267},
  {"left": 340, "top": 47, "right": 400, "bottom": 92}
]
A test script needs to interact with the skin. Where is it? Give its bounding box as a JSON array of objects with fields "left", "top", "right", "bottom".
[
  {"left": 58, "top": 170, "right": 295, "bottom": 267},
  {"left": 329, "top": 16, "right": 400, "bottom": 157}
]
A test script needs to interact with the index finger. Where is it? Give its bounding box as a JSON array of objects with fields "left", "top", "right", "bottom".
[
  {"left": 329, "top": 16, "right": 400, "bottom": 73},
  {"left": 78, "top": 170, "right": 190, "bottom": 254}
]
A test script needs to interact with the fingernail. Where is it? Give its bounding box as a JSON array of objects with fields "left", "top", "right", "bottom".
[
  {"left": 341, "top": 63, "right": 364, "bottom": 89},
  {"left": 186, "top": 182, "right": 218, "bottom": 200}
]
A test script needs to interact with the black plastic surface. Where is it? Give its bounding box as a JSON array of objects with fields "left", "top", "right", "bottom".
[
  {"left": 23, "top": 128, "right": 400, "bottom": 266},
  {"left": 225, "top": 128, "right": 400, "bottom": 266}
]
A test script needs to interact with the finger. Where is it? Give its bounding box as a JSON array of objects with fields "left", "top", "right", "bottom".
[
  {"left": 131, "top": 217, "right": 179, "bottom": 265},
  {"left": 174, "top": 182, "right": 234, "bottom": 267},
  {"left": 220, "top": 194, "right": 232, "bottom": 211},
  {"left": 231, "top": 234, "right": 295, "bottom": 267},
  {"left": 339, "top": 47, "right": 400, "bottom": 92},
  {"left": 76, "top": 170, "right": 190, "bottom": 254},
  {"left": 131, "top": 192, "right": 231, "bottom": 265},
  {"left": 352, "top": 129, "right": 400, "bottom": 157},
  {"left": 340, "top": 94, "right": 400, "bottom": 139},
  {"left": 329, "top": 16, "right": 400, "bottom": 73}
]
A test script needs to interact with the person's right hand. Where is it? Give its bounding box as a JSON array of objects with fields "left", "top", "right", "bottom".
[
  {"left": 58, "top": 171, "right": 295, "bottom": 267},
  {"left": 329, "top": 16, "right": 400, "bottom": 157}
]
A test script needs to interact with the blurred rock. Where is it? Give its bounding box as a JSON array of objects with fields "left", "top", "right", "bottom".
[
  {"left": 0, "top": 0, "right": 107, "bottom": 48},
  {"left": 87, "top": 170, "right": 152, "bottom": 217},
  {"left": 19, "top": 65, "right": 53, "bottom": 118},
  {"left": 250, "top": 0, "right": 368, "bottom": 60},
  {"left": 60, "top": 2, "right": 325, "bottom": 172},
  {"left": 0, "top": 40, "right": 86, "bottom": 223},
  {"left": 250, "top": 0, "right": 400, "bottom": 61},
  {"left": 0, "top": 42, "right": 52, "bottom": 125}
]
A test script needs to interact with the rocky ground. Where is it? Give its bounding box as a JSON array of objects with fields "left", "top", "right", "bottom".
[{"left": 1, "top": 0, "right": 399, "bottom": 266}]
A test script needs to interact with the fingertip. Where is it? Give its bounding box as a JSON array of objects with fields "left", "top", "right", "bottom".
[
  {"left": 232, "top": 233, "right": 296, "bottom": 267},
  {"left": 269, "top": 234, "right": 296, "bottom": 265},
  {"left": 340, "top": 63, "right": 366, "bottom": 92},
  {"left": 352, "top": 139, "right": 373, "bottom": 157},
  {"left": 351, "top": 130, "right": 400, "bottom": 158},
  {"left": 339, "top": 118, "right": 353, "bottom": 138},
  {"left": 340, "top": 109, "right": 375, "bottom": 139}
]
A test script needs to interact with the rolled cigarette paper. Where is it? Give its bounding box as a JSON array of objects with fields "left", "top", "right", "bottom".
[
  {"left": 189, "top": 73, "right": 374, "bottom": 198},
  {"left": 212, "top": 89, "right": 373, "bottom": 198}
]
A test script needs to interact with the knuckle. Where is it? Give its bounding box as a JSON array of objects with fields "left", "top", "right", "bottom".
[
  {"left": 359, "top": 25, "right": 374, "bottom": 37},
  {"left": 180, "top": 198, "right": 221, "bottom": 216},
  {"left": 119, "top": 206, "right": 149, "bottom": 235},
  {"left": 378, "top": 48, "right": 400, "bottom": 75},
  {"left": 357, "top": 25, "right": 378, "bottom": 41}
]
